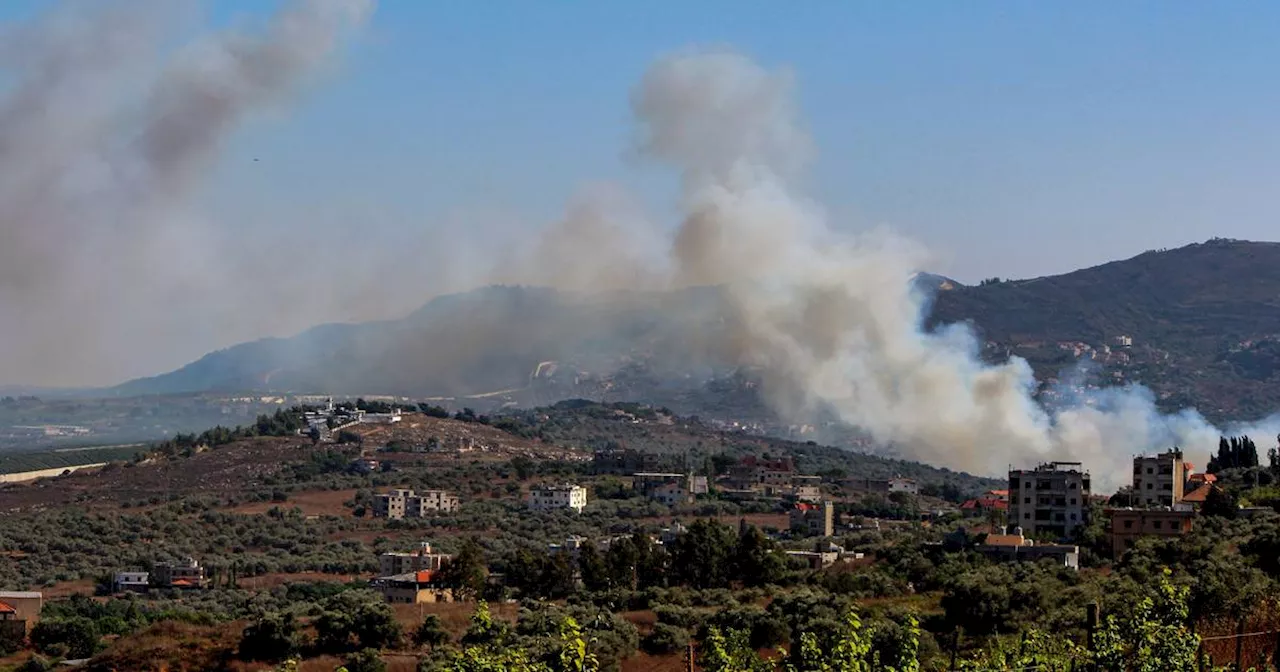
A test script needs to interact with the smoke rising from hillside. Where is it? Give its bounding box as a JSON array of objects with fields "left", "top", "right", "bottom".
[
  {"left": 523, "top": 49, "right": 1274, "bottom": 487},
  {"left": 0, "top": 0, "right": 371, "bottom": 386}
]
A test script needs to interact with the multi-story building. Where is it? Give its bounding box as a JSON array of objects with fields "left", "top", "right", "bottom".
[
  {"left": 1106, "top": 508, "right": 1196, "bottom": 558},
  {"left": 526, "top": 484, "right": 588, "bottom": 513},
  {"left": 374, "top": 489, "right": 460, "bottom": 520},
  {"left": 373, "top": 571, "right": 452, "bottom": 604},
  {"left": 592, "top": 449, "right": 684, "bottom": 475},
  {"left": 1008, "top": 461, "right": 1091, "bottom": 539},
  {"left": 113, "top": 572, "right": 150, "bottom": 593},
  {"left": 1132, "top": 449, "right": 1186, "bottom": 508},
  {"left": 379, "top": 543, "right": 452, "bottom": 576},
  {"left": 789, "top": 501, "right": 835, "bottom": 537}
]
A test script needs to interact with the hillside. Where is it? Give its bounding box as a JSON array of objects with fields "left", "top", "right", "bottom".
[
  {"left": 930, "top": 238, "right": 1280, "bottom": 421},
  {"left": 111, "top": 239, "right": 1280, "bottom": 424}
]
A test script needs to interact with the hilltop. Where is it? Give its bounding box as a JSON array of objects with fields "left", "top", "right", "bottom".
[{"left": 109, "top": 239, "right": 1280, "bottom": 424}]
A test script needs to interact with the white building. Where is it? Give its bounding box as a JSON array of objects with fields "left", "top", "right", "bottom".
[
  {"left": 887, "top": 477, "right": 919, "bottom": 495},
  {"left": 374, "top": 488, "right": 460, "bottom": 520},
  {"left": 526, "top": 484, "right": 588, "bottom": 513}
]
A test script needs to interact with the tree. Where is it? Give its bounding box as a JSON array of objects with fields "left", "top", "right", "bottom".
[
  {"left": 439, "top": 538, "right": 489, "bottom": 600},
  {"left": 343, "top": 648, "right": 386, "bottom": 672},
  {"left": 31, "top": 617, "right": 99, "bottom": 659},
  {"left": 577, "top": 542, "right": 611, "bottom": 592},
  {"left": 734, "top": 524, "right": 786, "bottom": 587},
  {"left": 669, "top": 520, "right": 737, "bottom": 589},
  {"left": 1201, "top": 486, "right": 1238, "bottom": 519},
  {"left": 239, "top": 611, "right": 299, "bottom": 661},
  {"left": 460, "top": 602, "right": 509, "bottom": 647},
  {"left": 414, "top": 614, "right": 450, "bottom": 649},
  {"left": 315, "top": 591, "right": 402, "bottom": 653},
  {"left": 1092, "top": 570, "right": 1199, "bottom": 672}
]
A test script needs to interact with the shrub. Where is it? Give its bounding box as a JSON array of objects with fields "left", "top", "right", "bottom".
[{"left": 642, "top": 623, "right": 689, "bottom": 655}]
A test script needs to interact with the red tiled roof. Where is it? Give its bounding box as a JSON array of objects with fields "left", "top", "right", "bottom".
[
  {"left": 1188, "top": 473, "right": 1217, "bottom": 484},
  {"left": 961, "top": 497, "right": 1008, "bottom": 511},
  {"left": 171, "top": 579, "right": 194, "bottom": 587},
  {"left": 793, "top": 502, "right": 818, "bottom": 511},
  {"left": 0, "top": 601, "right": 15, "bottom": 614},
  {"left": 1183, "top": 484, "right": 1213, "bottom": 503}
]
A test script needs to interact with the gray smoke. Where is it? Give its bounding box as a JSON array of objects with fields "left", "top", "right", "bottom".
[
  {"left": 0, "top": 0, "right": 372, "bottom": 387},
  {"left": 512, "top": 49, "right": 1277, "bottom": 488}
]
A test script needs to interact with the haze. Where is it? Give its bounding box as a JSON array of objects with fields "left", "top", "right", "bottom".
[{"left": 4, "top": 0, "right": 1280, "bottom": 387}]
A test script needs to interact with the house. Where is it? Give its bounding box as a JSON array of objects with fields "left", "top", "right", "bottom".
[
  {"left": 792, "top": 475, "right": 823, "bottom": 502},
  {"left": 633, "top": 473, "right": 698, "bottom": 504},
  {"left": 1132, "top": 449, "right": 1186, "bottom": 508},
  {"left": 1107, "top": 508, "right": 1195, "bottom": 558},
  {"left": 0, "top": 592, "right": 42, "bottom": 636},
  {"left": 844, "top": 476, "right": 919, "bottom": 496},
  {"left": 726, "top": 456, "right": 796, "bottom": 492},
  {"left": 976, "top": 529, "right": 1079, "bottom": 569},
  {"left": 374, "top": 488, "right": 460, "bottom": 520},
  {"left": 526, "top": 484, "right": 588, "bottom": 513},
  {"left": 1178, "top": 483, "right": 1214, "bottom": 512},
  {"left": 1008, "top": 461, "right": 1091, "bottom": 539},
  {"left": 785, "top": 541, "right": 865, "bottom": 570},
  {"left": 592, "top": 449, "right": 684, "bottom": 475},
  {"left": 153, "top": 558, "right": 206, "bottom": 589},
  {"left": 350, "top": 458, "right": 380, "bottom": 474},
  {"left": 379, "top": 543, "right": 452, "bottom": 576},
  {"left": 113, "top": 572, "right": 150, "bottom": 593},
  {"left": 789, "top": 501, "right": 835, "bottom": 537},
  {"left": 373, "top": 570, "right": 452, "bottom": 604}
]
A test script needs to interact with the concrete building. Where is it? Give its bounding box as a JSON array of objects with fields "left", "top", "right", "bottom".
[
  {"left": 374, "top": 489, "right": 460, "bottom": 520},
  {"left": 786, "top": 542, "right": 865, "bottom": 570},
  {"left": 374, "top": 571, "right": 452, "bottom": 604},
  {"left": 0, "top": 592, "right": 42, "bottom": 637},
  {"left": 152, "top": 558, "right": 206, "bottom": 589},
  {"left": 113, "top": 572, "right": 150, "bottom": 593},
  {"left": 1132, "top": 449, "right": 1186, "bottom": 508},
  {"left": 592, "top": 449, "right": 684, "bottom": 475},
  {"left": 1107, "top": 508, "right": 1196, "bottom": 558},
  {"left": 379, "top": 543, "right": 452, "bottom": 576},
  {"left": 976, "top": 529, "right": 1079, "bottom": 569},
  {"left": 1008, "top": 461, "right": 1091, "bottom": 539},
  {"left": 844, "top": 476, "right": 919, "bottom": 496},
  {"left": 792, "top": 475, "right": 823, "bottom": 502},
  {"left": 789, "top": 501, "right": 835, "bottom": 537},
  {"left": 527, "top": 484, "right": 588, "bottom": 513}
]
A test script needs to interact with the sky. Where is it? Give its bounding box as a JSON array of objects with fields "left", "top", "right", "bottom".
[
  {"left": 200, "top": 0, "right": 1280, "bottom": 282},
  {"left": 4, "top": 0, "right": 1280, "bottom": 385}
]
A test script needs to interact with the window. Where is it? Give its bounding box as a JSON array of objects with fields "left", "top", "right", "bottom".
[
  {"left": 1153, "top": 521, "right": 1163, "bottom": 530},
  {"left": 1147, "top": 483, "right": 1153, "bottom": 490},
  {"left": 1070, "top": 513, "right": 1077, "bottom": 521},
  {"left": 1161, "top": 483, "right": 1171, "bottom": 490},
  {"left": 1010, "top": 478, "right": 1020, "bottom": 490},
  {"left": 1037, "top": 480, "right": 1052, "bottom": 490},
  {"left": 1069, "top": 482, "right": 1078, "bottom": 490},
  {"left": 1070, "top": 498, "right": 1076, "bottom": 505},
  {"left": 1147, "top": 468, "right": 1154, "bottom": 474},
  {"left": 1123, "top": 520, "right": 1133, "bottom": 529},
  {"left": 1054, "top": 513, "right": 1065, "bottom": 522},
  {"left": 1024, "top": 497, "right": 1031, "bottom": 504},
  {"left": 1024, "top": 513, "right": 1031, "bottom": 520}
]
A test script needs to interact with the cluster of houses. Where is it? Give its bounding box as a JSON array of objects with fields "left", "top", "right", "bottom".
[
  {"left": 967, "top": 448, "right": 1237, "bottom": 570},
  {"left": 373, "top": 488, "right": 461, "bottom": 519},
  {"left": 302, "top": 398, "right": 402, "bottom": 441},
  {"left": 112, "top": 558, "right": 209, "bottom": 593}
]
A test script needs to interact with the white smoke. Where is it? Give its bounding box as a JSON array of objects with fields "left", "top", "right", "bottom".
[{"left": 618, "top": 49, "right": 1277, "bottom": 489}]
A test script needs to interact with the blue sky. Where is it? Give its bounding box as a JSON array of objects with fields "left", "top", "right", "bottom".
[{"left": 16, "top": 0, "right": 1280, "bottom": 286}]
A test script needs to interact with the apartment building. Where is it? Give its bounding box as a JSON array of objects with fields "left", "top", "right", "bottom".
[
  {"left": 1008, "top": 461, "right": 1091, "bottom": 539},
  {"left": 1132, "top": 449, "right": 1186, "bottom": 508},
  {"left": 526, "top": 484, "right": 588, "bottom": 512},
  {"left": 379, "top": 543, "right": 452, "bottom": 576},
  {"left": 374, "top": 488, "right": 460, "bottom": 520},
  {"left": 374, "top": 571, "right": 452, "bottom": 604},
  {"left": 1107, "top": 508, "right": 1196, "bottom": 558}
]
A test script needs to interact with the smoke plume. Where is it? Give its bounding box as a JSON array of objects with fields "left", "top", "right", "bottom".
[
  {"left": 0, "top": 0, "right": 371, "bottom": 387},
  {"left": 518, "top": 49, "right": 1275, "bottom": 488}
]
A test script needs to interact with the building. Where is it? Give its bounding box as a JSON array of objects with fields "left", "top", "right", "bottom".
[
  {"left": 1008, "top": 462, "right": 1090, "bottom": 539},
  {"left": 1132, "top": 449, "right": 1186, "bottom": 508},
  {"left": 379, "top": 543, "right": 452, "bottom": 576},
  {"left": 152, "top": 558, "right": 206, "bottom": 589},
  {"left": 633, "top": 473, "right": 706, "bottom": 505},
  {"left": 792, "top": 475, "right": 823, "bottom": 502},
  {"left": 113, "top": 572, "right": 150, "bottom": 593},
  {"left": 1107, "top": 508, "right": 1195, "bottom": 558},
  {"left": 527, "top": 484, "right": 588, "bottom": 512},
  {"left": 844, "top": 476, "right": 919, "bottom": 496},
  {"left": 592, "top": 449, "right": 684, "bottom": 475},
  {"left": 374, "top": 488, "right": 460, "bottom": 520},
  {"left": 786, "top": 541, "right": 865, "bottom": 570},
  {"left": 650, "top": 481, "right": 691, "bottom": 506},
  {"left": 789, "top": 501, "right": 835, "bottom": 537},
  {"left": 0, "top": 592, "right": 42, "bottom": 637},
  {"left": 727, "top": 456, "right": 796, "bottom": 492},
  {"left": 976, "top": 529, "right": 1079, "bottom": 569},
  {"left": 374, "top": 571, "right": 452, "bottom": 604}
]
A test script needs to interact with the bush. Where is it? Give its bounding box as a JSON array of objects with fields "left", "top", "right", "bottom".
[
  {"left": 343, "top": 648, "right": 387, "bottom": 672},
  {"left": 239, "top": 611, "right": 299, "bottom": 661},
  {"left": 642, "top": 623, "right": 689, "bottom": 655},
  {"left": 413, "top": 614, "right": 450, "bottom": 649},
  {"left": 31, "top": 617, "right": 98, "bottom": 659}
]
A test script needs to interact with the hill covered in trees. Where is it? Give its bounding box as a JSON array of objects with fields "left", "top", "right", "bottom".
[{"left": 110, "top": 239, "right": 1280, "bottom": 424}]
